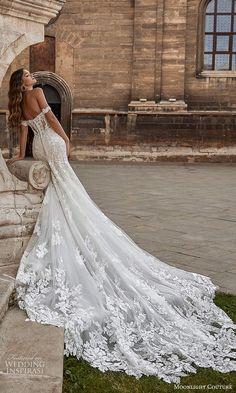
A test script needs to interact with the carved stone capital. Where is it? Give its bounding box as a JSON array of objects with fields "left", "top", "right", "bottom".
[
  {"left": 7, "top": 159, "right": 51, "bottom": 190},
  {"left": 0, "top": 0, "right": 65, "bottom": 87},
  {"left": 0, "top": 0, "right": 65, "bottom": 24}
]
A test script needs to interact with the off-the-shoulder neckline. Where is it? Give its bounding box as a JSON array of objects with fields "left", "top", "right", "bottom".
[{"left": 21, "top": 105, "right": 51, "bottom": 124}]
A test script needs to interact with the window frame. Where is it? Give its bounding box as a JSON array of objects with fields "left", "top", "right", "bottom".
[{"left": 196, "top": 0, "right": 236, "bottom": 78}]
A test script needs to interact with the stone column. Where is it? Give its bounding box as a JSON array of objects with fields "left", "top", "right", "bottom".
[
  {"left": 154, "top": 0, "right": 164, "bottom": 102},
  {"left": 0, "top": 0, "right": 65, "bottom": 272},
  {"left": 160, "top": 0, "right": 188, "bottom": 103},
  {"left": 0, "top": 158, "right": 50, "bottom": 270},
  {"left": 131, "top": 0, "right": 158, "bottom": 101}
]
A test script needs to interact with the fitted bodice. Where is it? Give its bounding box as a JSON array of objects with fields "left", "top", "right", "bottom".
[
  {"left": 21, "top": 105, "right": 51, "bottom": 136},
  {"left": 21, "top": 105, "right": 67, "bottom": 164}
]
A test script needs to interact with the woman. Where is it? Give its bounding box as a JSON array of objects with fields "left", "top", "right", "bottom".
[
  {"left": 6, "top": 68, "right": 236, "bottom": 384},
  {"left": 7, "top": 69, "right": 70, "bottom": 164}
]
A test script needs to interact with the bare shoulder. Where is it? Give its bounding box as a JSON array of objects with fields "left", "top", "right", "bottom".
[
  {"left": 33, "top": 87, "right": 44, "bottom": 96},
  {"left": 33, "top": 87, "right": 48, "bottom": 107}
]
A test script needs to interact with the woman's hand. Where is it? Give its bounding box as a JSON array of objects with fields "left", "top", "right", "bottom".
[
  {"left": 65, "top": 140, "right": 70, "bottom": 158},
  {"left": 6, "top": 154, "right": 25, "bottom": 165}
]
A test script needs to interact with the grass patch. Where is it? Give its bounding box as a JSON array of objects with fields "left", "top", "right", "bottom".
[{"left": 63, "top": 291, "right": 236, "bottom": 393}]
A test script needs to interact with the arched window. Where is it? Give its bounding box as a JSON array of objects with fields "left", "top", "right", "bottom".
[{"left": 203, "top": 0, "right": 236, "bottom": 70}]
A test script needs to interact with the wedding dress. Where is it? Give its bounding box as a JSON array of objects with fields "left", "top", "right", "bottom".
[{"left": 14, "top": 105, "right": 236, "bottom": 384}]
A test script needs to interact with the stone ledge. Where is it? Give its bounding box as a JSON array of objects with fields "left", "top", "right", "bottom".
[
  {"left": 69, "top": 145, "right": 236, "bottom": 163},
  {"left": 197, "top": 70, "right": 236, "bottom": 79},
  {"left": 0, "top": 237, "right": 31, "bottom": 267},
  {"left": 128, "top": 100, "right": 188, "bottom": 113}
]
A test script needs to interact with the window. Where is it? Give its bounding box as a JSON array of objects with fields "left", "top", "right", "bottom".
[{"left": 203, "top": 0, "right": 236, "bottom": 70}]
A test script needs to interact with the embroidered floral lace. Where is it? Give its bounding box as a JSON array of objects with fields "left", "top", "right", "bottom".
[{"left": 15, "top": 106, "right": 236, "bottom": 384}]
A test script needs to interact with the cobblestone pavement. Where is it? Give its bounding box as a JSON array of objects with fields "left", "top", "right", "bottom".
[{"left": 70, "top": 161, "right": 236, "bottom": 294}]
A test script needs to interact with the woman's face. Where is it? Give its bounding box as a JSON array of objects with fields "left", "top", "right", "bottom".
[{"left": 22, "top": 69, "right": 37, "bottom": 89}]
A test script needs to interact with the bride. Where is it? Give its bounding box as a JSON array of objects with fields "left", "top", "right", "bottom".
[{"left": 6, "top": 68, "right": 236, "bottom": 384}]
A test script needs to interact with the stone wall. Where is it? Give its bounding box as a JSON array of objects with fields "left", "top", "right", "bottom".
[
  {"left": 69, "top": 111, "right": 236, "bottom": 162},
  {"left": 0, "top": 157, "right": 51, "bottom": 272},
  {"left": 2, "top": 0, "right": 236, "bottom": 110},
  {"left": 1, "top": 0, "right": 236, "bottom": 111},
  {"left": 46, "top": 0, "right": 236, "bottom": 110},
  {"left": 0, "top": 185, "right": 43, "bottom": 269},
  {"left": 0, "top": 0, "right": 236, "bottom": 160},
  {"left": 45, "top": 0, "right": 134, "bottom": 109},
  {"left": 71, "top": 112, "right": 236, "bottom": 147}
]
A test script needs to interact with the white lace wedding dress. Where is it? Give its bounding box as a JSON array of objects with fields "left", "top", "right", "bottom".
[{"left": 15, "top": 106, "right": 236, "bottom": 384}]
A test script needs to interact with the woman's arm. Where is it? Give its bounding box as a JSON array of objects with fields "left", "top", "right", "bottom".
[{"left": 7, "top": 124, "right": 28, "bottom": 165}]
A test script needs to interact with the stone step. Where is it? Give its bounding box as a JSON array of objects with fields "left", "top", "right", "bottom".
[
  {"left": 0, "top": 274, "right": 15, "bottom": 322},
  {"left": 0, "top": 306, "right": 64, "bottom": 393}
]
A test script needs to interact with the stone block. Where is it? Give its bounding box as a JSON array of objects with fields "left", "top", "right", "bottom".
[
  {"left": 0, "top": 307, "right": 64, "bottom": 393},
  {"left": 0, "top": 237, "right": 31, "bottom": 266}
]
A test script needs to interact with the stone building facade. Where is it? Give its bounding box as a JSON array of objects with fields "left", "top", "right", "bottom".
[{"left": 0, "top": 0, "right": 236, "bottom": 161}]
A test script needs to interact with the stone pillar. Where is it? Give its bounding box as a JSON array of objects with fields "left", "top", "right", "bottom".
[
  {"left": 160, "top": 0, "right": 188, "bottom": 103},
  {"left": 131, "top": 0, "right": 158, "bottom": 100},
  {"left": 0, "top": 0, "right": 65, "bottom": 273},
  {"left": 129, "top": 0, "right": 188, "bottom": 110},
  {"left": 0, "top": 159, "right": 50, "bottom": 270},
  {"left": 154, "top": 0, "right": 164, "bottom": 102}
]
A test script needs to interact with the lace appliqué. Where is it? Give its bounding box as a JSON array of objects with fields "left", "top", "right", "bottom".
[
  {"left": 52, "top": 219, "right": 63, "bottom": 246},
  {"left": 36, "top": 242, "right": 48, "bottom": 258}
]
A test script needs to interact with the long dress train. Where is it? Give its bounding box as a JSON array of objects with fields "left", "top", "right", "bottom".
[{"left": 14, "top": 106, "right": 236, "bottom": 384}]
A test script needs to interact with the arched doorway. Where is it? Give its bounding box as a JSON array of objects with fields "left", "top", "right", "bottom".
[
  {"left": 25, "top": 84, "right": 61, "bottom": 157},
  {"left": 25, "top": 72, "right": 72, "bottom": 157},
  {"left": 34, "top": 71, "right": 72, "bottom": 135},
  {"left": 35, "top": 84, "right": 61, "bottom": 121}
]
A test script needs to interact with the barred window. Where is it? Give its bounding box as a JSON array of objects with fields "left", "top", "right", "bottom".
[{"left": 204, "top": 0, "right": 236, "bottom": 70}]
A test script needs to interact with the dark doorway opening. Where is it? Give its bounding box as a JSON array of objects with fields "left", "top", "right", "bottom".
[{"left": 25, "top": 84, "right": 61, "bottom": 157}]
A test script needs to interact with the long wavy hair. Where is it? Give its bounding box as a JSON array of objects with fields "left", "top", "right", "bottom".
[{"left": 8, "top": 68, "right": 25, "bottom": 130}]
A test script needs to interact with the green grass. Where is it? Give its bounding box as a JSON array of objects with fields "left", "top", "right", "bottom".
[{"left": 63, "top": 291, "right": 236, "bottom": 393}]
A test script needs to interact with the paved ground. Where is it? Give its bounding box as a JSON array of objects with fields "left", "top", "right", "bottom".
[{"left": 70, "top": 161, "right": 236, "bottom": 294}]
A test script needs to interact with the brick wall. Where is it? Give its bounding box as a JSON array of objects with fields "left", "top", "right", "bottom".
[
  {"left": 71, "top": 112, "right": 236, "bottom": 147},
  {"left": 46, "top": 0, "right": 134, "bottom": 110},
  {"left": 0, "top": 0, "right": 235, "bottom": 156},
  {"left": 1, "top": 0, "right": 236, "bottom": 111}
]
